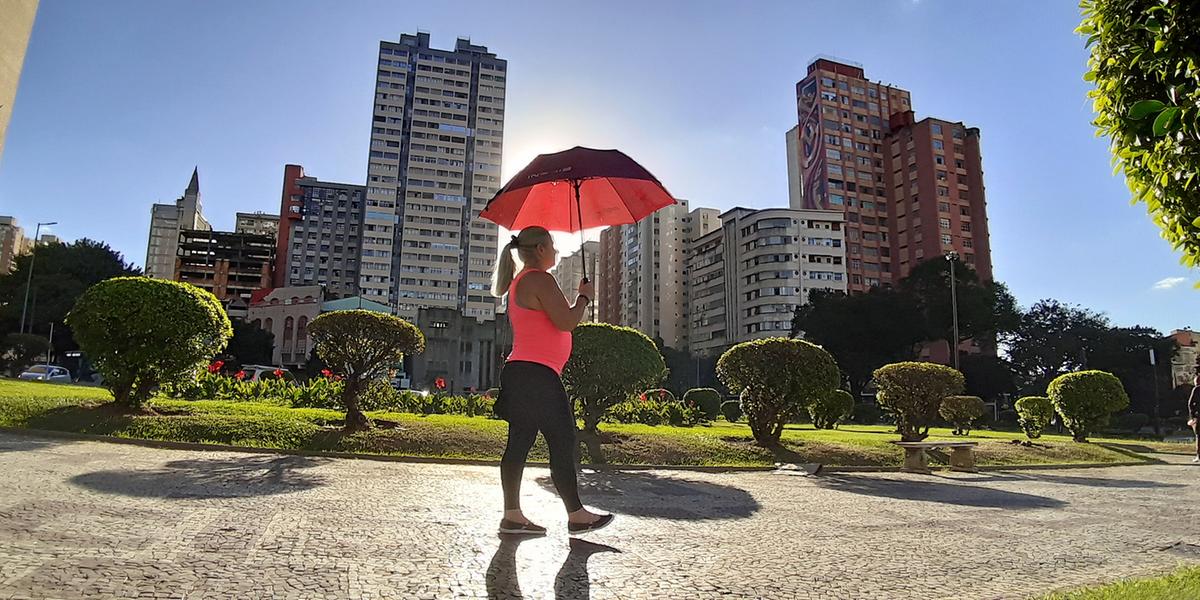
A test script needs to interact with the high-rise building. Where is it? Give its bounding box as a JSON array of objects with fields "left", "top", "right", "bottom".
[
  {"left": 1169, "top": 329, "right": 1198, "bottom": 389},
  {"left": 0, "top": 0, "right": 38, "bottom": 163},
  {"left": 145, "top": 168, "right": 211, "bottom": 279},
  {"left": 688, "top": 207, "right": 847, "bottom": 357},
  {"left": 551, "top": 240, "right": 598, "bottom": 312},
  {"left": 790, "top": 58, "right": 913, "bottom": 291},
  {"left": 597, "top": 226, "right": 623, "bottom": 325},
  {"left": 275, "top": 164, "right": 366, "bottom": 299},
  {"left": 0, "top": 216, "right": 31, "bottom": 273},
  {"left": 785, "top": 125, "right": 802, "bottom": 209},
  {"left": 235, "top": 212, "right": 280, "bottom": 237},
  {"left": 363, "top": 33, "right": 506, "bottom": 321},
  {"left": 174, "top": 229, "right": 274, "bottom": 302},
  {"left": 884, "top": 111, "right": 992, "bottom": 281}
]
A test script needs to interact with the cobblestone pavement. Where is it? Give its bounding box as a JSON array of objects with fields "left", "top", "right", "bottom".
[{"left": 1, "top": 433, "right": 1198, "bottom": 600}]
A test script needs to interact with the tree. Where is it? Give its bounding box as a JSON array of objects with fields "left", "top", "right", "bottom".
[
  {"left": 717, "top": 337, "right": 839, "bottom": 446},
  {"left": 1086, "top": 326, "right": 1176, "bottom": 421},
  {"left": 899, "top": 257, "right": 1020, "bottom": 354},
  {"left": 939, "top": 395, "right": 986, "bottom": 436},
  {"left": 1081, "top": 0, "right": 1200, "bottom": 266},
  {"left": 1015, "top": 396, "right": 1055, "bottom": 439},
  {"left": 1046, "top": 370, "right": 1130, "bottom": 442},
  {"left": 791, "top": 288, "right": 926, "bottom": 396},
  {"left": 1006, "top": 299, "right": 1110, "bottom": 395},
  {"left": 0, "top": 333, "right": 50, "bottom": 376},
  {"left": 808, "top": 389, "right": 854, "bottom": 430},
  {"left": 66, "top": 277, "right": 232, "bottom": 408},
  {"left": 307, "top": 310, "right": 425, "bottom": 431},
  {"left": 562, "top": 323, "right": 665, "bottom": 437},
  {"left": 224, "top": 320, "right": 275, "bottom": 366},
  {"left": 958, "top": 354, "right": 1018, "bottom": 401},
  {"left": 874, "top": 362, "right": 965, "bottom": 442}
]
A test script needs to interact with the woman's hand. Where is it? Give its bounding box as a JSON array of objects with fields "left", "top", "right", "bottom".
[{"left": 578, "top": 278, "right": 595, "bottom": 302}]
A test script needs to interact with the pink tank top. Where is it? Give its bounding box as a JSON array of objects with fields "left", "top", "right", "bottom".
[{"left": 506, "top": 269, "right": 573, "bottom": 375}]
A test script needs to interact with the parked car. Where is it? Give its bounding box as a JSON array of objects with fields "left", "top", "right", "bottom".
[
  {"left": 19, "top": 365, "right": 73, "bottom": 383},
  {"left": 240, "top": 365, "right": 295, "bottom": 382}
]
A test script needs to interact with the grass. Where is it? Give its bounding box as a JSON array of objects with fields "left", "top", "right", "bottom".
[
  {"left": 0, "top": 379, "right": 1189, "bottom": 467},
  {"left": 1039, "top": 565, "right": 1200, "bottom": 599}
]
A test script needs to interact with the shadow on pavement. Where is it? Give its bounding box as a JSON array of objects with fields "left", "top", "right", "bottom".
[
  {"left": 945, "top": 472, "right": 1184, "bottom": 489},
  {"left": 0, "top": 433, "right": 67, "bottom": 453},
  {"left": 70, "top": 454, "right": 328, "bottom": 499},
  {"left": 536, "top": 470, "right": 760, "bottom": 520},
  {"left": 816, "top": 474, "right": 1066, "bottom": 509},
  {"left": 486, "top": 535, "right": 619, "bottom": 600}
]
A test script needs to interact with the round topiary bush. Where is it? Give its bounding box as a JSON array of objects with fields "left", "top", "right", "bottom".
[
  {"left": 720, "top": 399, "right": 743, "bottom": 422},
  {"left": 809, "top": 389, "right": 855, "bottom": 430},
  {"left": 639, "top": 388, "right": 676, "bottom": 404},
  {"left": 939, "top": 395, "right": 986, "bottom": 436},
  {"left": 562, "top": 323, "right": 666, "bottom": 435},
  {"left": 1046, "top": 370, "right": 1129, "bottom": 442},
  {"left": 873, "top": 362, "right": 965, "bottom": 441},
  {"left": 66, "top": 277, "right": 232, "bottom": 408},
  {"left": 1014, "top": 396, "right": 1054, "bottom": 439},
  {"left": 684, "top": 388, "right": 723, "bottom": 421},
  {"left": 717, "top": 337, "right": 839, "bottom": 446}
]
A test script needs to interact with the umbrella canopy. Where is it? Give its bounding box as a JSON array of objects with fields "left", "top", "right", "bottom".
[{"left": 480, "top": 146, "right": 676, "bottom": 232}]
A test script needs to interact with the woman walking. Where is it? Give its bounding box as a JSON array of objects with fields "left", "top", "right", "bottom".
[{"left": 492, "top": 226, "right": 614, "bottom": 536}]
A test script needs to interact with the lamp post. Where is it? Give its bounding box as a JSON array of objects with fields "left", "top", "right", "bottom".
[
  {"left": 945, "top": 251, "right": 960, "bottom": 370},
  {"left": 19, "top": 221, "right": 58, "bottom": 334}
]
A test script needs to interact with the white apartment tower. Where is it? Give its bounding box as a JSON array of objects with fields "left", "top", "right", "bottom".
[{"left": 364, "top": 33, "right": 506, "bottom": 321}]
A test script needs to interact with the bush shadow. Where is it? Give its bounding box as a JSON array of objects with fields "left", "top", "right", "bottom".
[
  {"left": 944, "top": 471, "right": 1183, "bottom": 489},
  {"left": 24, "top": 403, "right": 134, "bottom": 434},
  {"left": 70, "top": 454, "right": 328, "bottom": 499},
  {"left": 536, "top": 470, "right": 759, "bottom": 520},
  {"left": 816, "top": 474, "right": 1066, "bottom": 509}
]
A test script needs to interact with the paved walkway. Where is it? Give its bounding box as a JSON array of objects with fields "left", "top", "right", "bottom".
[{"left": 0, "top": 432, "right": 1198, "bottom": 599}]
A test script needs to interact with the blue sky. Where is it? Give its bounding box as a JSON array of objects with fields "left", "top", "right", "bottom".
[{"left": 0, "top": 0, "right": 1193, "bottom": 333}]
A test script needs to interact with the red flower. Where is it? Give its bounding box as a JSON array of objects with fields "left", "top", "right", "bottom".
[
  {"left": 638, "top": 393, "right": 647, "bottom": 403},
  {"left": 321, "top": 369, "right": 333, "bottom": 379},
  {"left": 435, "top": 377, "right": 446, "bottom": 390},
  {"left": 273, "top": 369, "right": 284, "bottom": 378},
  {"left": 234, "top": 371, "right": 246, "bottom": 380},
  {"left": 207, "top": 360, "right": 224, "bottom": 374}
]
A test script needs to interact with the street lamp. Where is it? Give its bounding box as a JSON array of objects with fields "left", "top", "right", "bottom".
[
  {"left": 945, "top": 251, "right": 960, "bottom": 370},
  {"left": 19, "top": 221, "right": 58, "bottom": 334}
]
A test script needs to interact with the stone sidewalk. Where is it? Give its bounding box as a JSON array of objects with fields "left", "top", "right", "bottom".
[{"left": 0, "top": 432, "right": 1197, "bottom": 599}]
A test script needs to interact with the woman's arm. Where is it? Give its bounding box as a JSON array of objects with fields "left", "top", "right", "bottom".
[{"left": 520, "top": 270, "right": 589, "bottom": 331}]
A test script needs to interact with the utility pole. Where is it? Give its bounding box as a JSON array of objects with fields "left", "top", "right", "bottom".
[
  {"left": 1150, "top": 348, "right": 1161, "bottom": 437},
  {"left": 19, "top": 221, "right": 57, "bottom": 334},
  {"left": 946, "top": 252, "right": 960, "bottom": 370}
]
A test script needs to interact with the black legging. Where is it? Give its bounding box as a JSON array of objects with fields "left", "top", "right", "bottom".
[{"left": 499, "top": 361, "right": 582, "bottom": 512}]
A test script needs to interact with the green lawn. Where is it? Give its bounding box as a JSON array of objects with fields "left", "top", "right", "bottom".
[
  {"left": 1039, "top": 565, "right": 1200, "bottom": 599},
  {"left": 0, "top": 379, "right": 1187, "bottom": 468}
]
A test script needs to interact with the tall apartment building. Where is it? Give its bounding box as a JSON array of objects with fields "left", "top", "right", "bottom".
[
  {"left": 275, "top": 164, "right": 367, "bottom": 299},
  {"left": 0, "top": 0, "right": 38, "bottom": 163},
  {"left": 146, "top": 168, "right": 211, "bottom": 279},
  {"left": 688, "top": 207, "right": 847, "bottom": 357},
  {"left": 597, "top": 226, "right": 623, "bottom": 325},
  {"left": 1170, "top": 329, "right": 1198, "bottom": 389},
  {"left": 235, "top": 212, "right": 279, "bottom": 237},
  {"left": 0, "top": 216, "right": 30, "bottom": 273},
  {"left": 175, "top": 229, "right": 274, "bottom": 302},
  {"left": 551, "top": 240, "right": 598, "bottom": 307},
  {"left": 884, "top": 111, "right": 992, "bottom": 280},
  {"left": 362, "top": 33, "right": 506, "bottom": 321}
]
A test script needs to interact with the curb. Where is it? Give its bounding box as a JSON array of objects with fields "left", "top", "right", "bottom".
[{"left": 0, "top": 426, "right": 1164, "bottom": 475}]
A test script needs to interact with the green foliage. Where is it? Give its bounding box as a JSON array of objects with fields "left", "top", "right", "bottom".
[
  {"left": 66, "top": 277, "right": 232, "bottom": 408},
  {"left": 959, "top": 354, "right": 1018, "bottom": 400},
  {"left": 0, "top": 333, "right": 51, "bottom": 375},
  {"left": 809, "top": 389, "right": 855, "bottom": 430},
  {"left": 224, "top": 320, "right": 275, "bottom": 366},
  {"left": 939, "top": 395, "right": 986, "bottom": 436},
  {"left": 1015, "top": 396, "right": 1055, "bottom": 439},
  {"left": 684, "top": 388, "right": 723, "bottom": 420},
  {"left": 561, "top": 323, "right": 666, "bottom": 434},
  {"left": 851, "top": 402, "right": 882, "bottom": 425},
  {"left": 1111, "top": 412, "right": 1151, "bottom": 433},
  {"left": 873, "top": 362, "right": 965, "bottom": 441},
  {"left": 307, "top": 310, "right": 426, "bottom": 430},
  {"left": 639, "top": 388, "right": 676, "bottom": 403},
  {"left": 1080, "top": 0, "right": 1200, "bottom": 266},
  {"left": 1047, "top": 370, "right": 1130, "bottom": 442},
  {"left": 899, "top": 258, "right": 1020, "bottom": 351},
  {"left": 720, "top": 400, "right": 742, "bottom": 422},
  {"left": 1005, "top": 299, "right": 1110, "bottom": 395},
  {"left": 717, "top": 337, "right": 839, "bottom": 445},
  {"left": 607, "top": 397, "right": 703, "bottom": 427}
]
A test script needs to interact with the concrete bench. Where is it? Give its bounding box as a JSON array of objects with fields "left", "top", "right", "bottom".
[{"left": 892, "top": 441, "right": 978, "bottom": 473}]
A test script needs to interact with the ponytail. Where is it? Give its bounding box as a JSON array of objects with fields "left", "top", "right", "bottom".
[{"left": 491, "top": 226, "right": 552, "bottom": 297}]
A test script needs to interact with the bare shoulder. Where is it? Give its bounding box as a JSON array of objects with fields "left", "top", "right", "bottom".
[{"left": 520, "top": 270, "right": 556, "bottom": 289}]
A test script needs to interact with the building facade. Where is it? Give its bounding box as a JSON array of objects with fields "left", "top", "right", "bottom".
[
  {"left": 275, "top": 164, "right": 367, "bottom": 299},
  {"left": 551, "top": 240, "right": 598, "bottom": 311},
  {"left": 884, "top": 112, "right": 993, "bottom": 281},
  {"left": 362, "top": 33, "right": 506, "bottom": 321},
  {"left": 146, "top": 168, "right": 211, "bottom": 279},
  {"left": 410, "top": 306, "right": 509, "bottom": 393},
  {"left": 0, "top": 216, "right": 30, "bottom": 273},
  {"left": 235, "top": 212, "right": 280, "bottom": 237},
  {"left": 688, "top": 207, "right": 847, "bottom": 357},
  {"left": 246, "top": 286, "right": 324, "bottom": 369},
  {"left": 597, "top": 226, "right": 624, "bottom": 325},
  {"left": 0, "top": 0, "right": 38, "bottom": 163},
  {"left": 174, "top": 229, "right": 274, "bottom": 302},
  {"left": 1170, "top": 329, "right": 1199, "bottom": 389}
]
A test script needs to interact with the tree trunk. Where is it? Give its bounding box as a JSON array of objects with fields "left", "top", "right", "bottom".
[{"left": 342, "top": 379, "right": 371, "bottom": 432}]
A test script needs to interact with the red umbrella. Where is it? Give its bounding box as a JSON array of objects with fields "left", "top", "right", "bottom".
[{"left": 480, "top": 146, "right": 676, "bottom": 280}]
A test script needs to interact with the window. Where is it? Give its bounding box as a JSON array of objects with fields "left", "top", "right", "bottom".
[
  {"left": 935, "top": 155, "right": 946, "bottom": 165},
  {"left": 829, "top": 194, "right": 844, "bottom": 205},
  {"left": 939, "top": 218, "right": 951, "bottom": 230},
  {"left": 826, "top": 148, "right": 842, "bottom": 160},
  {"left": 960, "top": 206, "right": 970, "bottom": 216},
  {"left": 931, "top": 123, "right": 943, "bottom": 134},
  {"left": 938, "top": 187, "right": 949, "bottom": 197},
  {"left": 963, "top": 238, "right": 974, "bottom": 248},
  {"left": 937, "top": 171, "right": 947, "bottom": 181},
  {"left": 941, "top": 234, "right": 952, "bottom": 246},
  {"left": 933, "top": 140, "right": 944, "bottom": 150},
  {"left": 961, "top": 222, "right": 972, "bottom": 232}
]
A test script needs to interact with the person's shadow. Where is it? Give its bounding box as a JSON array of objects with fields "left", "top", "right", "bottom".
[{"left": 486, "top": 536, "right": 620, "bottom": 600}]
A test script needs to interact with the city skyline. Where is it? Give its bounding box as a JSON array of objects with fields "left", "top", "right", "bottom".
[{"left": 0, "top": 1, "right": 1193, "bottom": 333}]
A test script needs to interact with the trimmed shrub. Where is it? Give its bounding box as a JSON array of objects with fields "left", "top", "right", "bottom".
[
  {"left": 639, "top": 388, "right": 676, "bottom": 404},
  {"left": 1112, "top": 412, "right": 1151, "bottom": 433},
  {"left": 1047, "top": 370, "right": 1129, "bottom": 442},
  {"left": 809, "top": 389, "right": 855, "bottom": 429},
  {"left": 939, "top": 395, "right": 986, "bottom": 436},
  {"left": 685, "top": 388, "right": 723, "bottom": 421},
  {"left": 720, "top": 400, "right": 743, "bottom": 422},
  {"left": 562, "top": 323, "right": 666, "bottom": 435},
  {"left": 873, "top": 362, "right": 965, "bottom": 441},
  {"left": 66, "top": 277, "right": 232, "bottom": 408},
  {"left": 852, "top": 402, "right": 882, "bottom": 425},
  {"left": 1014, "top": 396, "right": 1053, "bottom": 439},
  {"left": 607, "top": 397, "right": 702, "bottom": 427},
  {"left": 308, "top": 310, "right": 425, "bottom": 431},
  {"left": 717, "top": 337, "right": 839, "bottom": 445}
]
